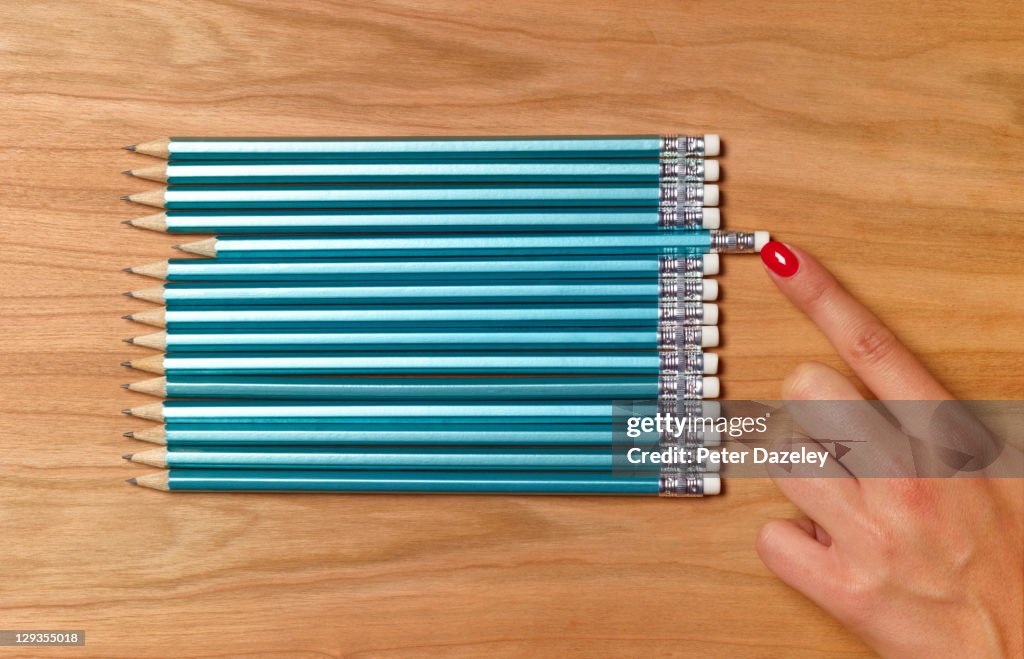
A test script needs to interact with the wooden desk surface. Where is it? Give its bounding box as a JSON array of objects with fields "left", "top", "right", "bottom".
[{"left": 1, "top": 1, "right": 1021, "bottom": 656}]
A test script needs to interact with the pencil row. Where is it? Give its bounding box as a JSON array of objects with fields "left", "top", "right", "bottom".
[{"left": 121, "top": 133, "right": 752, "bottom": 496}]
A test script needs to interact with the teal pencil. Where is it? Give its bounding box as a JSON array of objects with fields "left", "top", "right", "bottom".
[{"left": 128, "top": 469, "right": 720, "bottom": 496}]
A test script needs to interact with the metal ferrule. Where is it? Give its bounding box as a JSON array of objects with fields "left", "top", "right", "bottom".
[
  {"left": 657, "top": 373, "right": 708, "bottom": 400},
  {"left": 659, "top": 255, "right": 706, "bottom": 276},
  {"left": 657, "top": 324, "right": 704, "bottom": 351},
  {"left": 658, "top": 272, "right": 705, "bottom": 301},
  {"left": 711, "top": 231, "right": 760, "bottom": 253},
  {"left": 658, "top": 297, "right": 706, "bottom": 325},
  {"left": 659, "top": 157, "right": 705, "bottom": 182},
  {"left": 657, "top": 206, "right": 706, "bottom": 229},
  {"left": 658, "top": 468, "right": 707, "bottom": 497},
  {"left": 658, "top": 350, "right": 704, "bottom": 374},
  {"left": 660, "top": 135, "right": 706, "bottom": 157},
  {"left": 659, "top": 179, "right": 704, "bottom": 206}
]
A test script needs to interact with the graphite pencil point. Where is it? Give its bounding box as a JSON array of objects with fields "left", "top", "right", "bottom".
[
  {"left": 172, "top": 245, "right": 183, "bottom": 251},
  {"left": 123, "top": 145, "right": 137, "bottom": 151},
  {"left": 121, "top": 220, "right": 131, "bottom": 225},
  {"left": 122, "top": 170, "right": 133, "bottom": 176},
  {"left": 120, "top": 383, "right": 129, "bottom": 389},
  {"left": 122, "top": 291, "right": 133, "bottom": 297},
  {"left": 123, "top": 431, "right": 135, "bottom": 438},
  {"left": 122, "top": 267, "right": 132, "bottom": 272},
  {"left": 123, "top": 337, "right": 135, "bottom": 344},
  {"left": 122, "top": 453, "right": 133, "bottom": 460},
  {"left": 126, "top": 478, "right": 138, "bottom": 485},
  {"left": 120, "top": 361, "right": 131, "bottom": 367},
  {"left": 122, "top": 408, "right": 132, "bottom": 415},
  {"left": 121, "top": 314, "right": 132, "bottom": 320},
  {"left": 119, "top": 195, "right": 130, "bottom": 201}
]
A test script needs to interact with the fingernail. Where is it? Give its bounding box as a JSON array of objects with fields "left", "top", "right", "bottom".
[{"left": 761, "top": 241, "right": 799, "bottom": 278}]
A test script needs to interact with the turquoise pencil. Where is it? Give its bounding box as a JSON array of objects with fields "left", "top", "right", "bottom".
[
  {"left": 129, "top": 134, "right": 720, "bottom": 160},
  {"left": 128, "top": 469, "right": 721, "bottom": 496}
]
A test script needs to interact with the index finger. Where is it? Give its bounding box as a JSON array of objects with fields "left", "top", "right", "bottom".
[{"left": 759, "top": 241, "right": 951, "bottom": 401}]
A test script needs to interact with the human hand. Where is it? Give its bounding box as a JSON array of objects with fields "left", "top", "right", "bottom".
[{"left": 754, "top": 241, "right": 1023, "bottom": 658}]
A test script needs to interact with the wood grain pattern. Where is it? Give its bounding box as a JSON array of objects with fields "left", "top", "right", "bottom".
[{"left": 1, "top": 1, "right": 1022, "bottom": 656}]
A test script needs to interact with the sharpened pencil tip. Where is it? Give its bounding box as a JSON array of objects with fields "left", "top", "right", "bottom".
[
  {"left": 122, "top": 453, "right": 133, "bottom": 460},
  {"left": 122, "top": 267, "right": 133, "bottom": 273},
  {"left": 123, "top": 337, "right": 135, "bottom": 344},
  {"left": 120, "top": 383, "right": 129, "bottom": 388},
  {"left": 122, "top": 170, "right": 134, "bottom": 176},
  {"left": 172, "top": 245, "right": 183, "bottom": 251},
  {"left": 122, "top": 408, "right": 132, "bottom": 415},
  {"left": 120, "top": 195, "right": 130, "bottom": 201},
  {"left": 120, "top": 361, "right": 131, "bottom": 367},
  {"left": 126, "top": 477, "right": 138, "bottom": 485},
  {"left": 123, "top": 431, "right": 135, "bottom": 438},
  {"left": 123, "top": 291, "right": 134, "bottom": 298},
  {"left": 123, "top": 145, "right": 137, "bottom": 151},
  {"left": 122, "top": 314, "right": 133, "bottom": 320},
  {"left": 121, "top": 220, "right": 131, "bottom": 225}
]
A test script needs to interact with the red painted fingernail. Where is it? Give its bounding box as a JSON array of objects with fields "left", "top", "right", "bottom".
[{"left": 761, "top": 241, "right": 799, "bottom": 277}]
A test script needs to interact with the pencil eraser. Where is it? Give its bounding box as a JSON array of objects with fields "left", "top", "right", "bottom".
[
  {"left": 703, "top": 134, "right": 721, "bottom": 157},
  {"left": 701, "top": 279, "right": 719, "bottom": 301},
  {"left": 700, "top": 325, "right": 720, "bottom": 348},
  {"left": 703, "top": 160, "right": 720, "bottom": 182},
  {"left": 702, "top": 254, "right": 720, "bottom": 275},
  {"left": 701, "top": 400, "right": 721, "bottom": 420},
  {"left": 703, "top": 474, "right": 722, "bottom": 495},
  {"left": 702, "top": 303, "right": 719, "bottom": 325},
  {"left": 703, "top": 184, "right": 719, "bottom": 207},
  {"left": 703, "top": 429, "right": 722, "bottom": 447},
  {"left": 701, "top": 207, "right": 721, "bottom": 230},
  {"left": 754, "top": 231, "right": 771, "bottom": 252},
  {"left": 702, "top": 353, "right": 719, "bottom": 375},
  {"left": 702, "top": 376, "right": 721, "bottom": 399}
]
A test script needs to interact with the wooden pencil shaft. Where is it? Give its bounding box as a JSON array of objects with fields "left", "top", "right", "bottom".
[
  {"left": 144, "top": 303, "right": 716, "bottom": 329},
  {"left": 138, "top": 447, "right": 719, "bottom": 472},
  {"left": 138, "top": 375, "right": 662, "bottom": 400},
  {"left": 142, "top": 159, "right": 715, "bottom": 184},
  {"left": 135, "top": 256, "right": 715, "bottom": 283},
  {"left": 139, "top": 327, "right": 714, "bottom": 352},
  {"left": 182, "top": 232, "right": 714, "bottom": 259},
  {"left": 148, "top": 183, "right": 716, "bottom": 210},
  {"left": 143, "top": 134, "right": 719, "bottom": 160},
  {"left": 129, "top": 351, "right": 716, "bottom": 376},
  {"left": 150, "top": 469, "right": 677, "bottom": 495},
  {"left": 133, "top": 209, "right": 717, "bottom": 234},
  {"left": 145, "top": 280, "right": 714, "bottom": 305}
]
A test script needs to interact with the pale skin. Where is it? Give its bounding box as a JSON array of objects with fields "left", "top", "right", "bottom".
[{"left": 756, "top": 243, "right": 1023, "bottom": 658}]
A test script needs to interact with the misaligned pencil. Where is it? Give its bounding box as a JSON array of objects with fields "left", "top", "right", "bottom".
[
  {"left": 129, "top": 134, "right": 720, "bottom": 160},
  {"left": 123, "top": 255, "right": 720, "bottom": 283},
  {"left": 126, "top": 326, "right": 719, "bottom": 352},
  {"left": 121, "top": 303, "right": 719, "bottom": 329},
  {"left": 126, "top": 159, "right": 720, "bottom": 184},
  {"left": 123, "top": 446, "right": 720, "bottom": 472},
  {"left": 169, "top": 231, "right": 761, "bottom": 259},
  {"left": 124, "top": 375, "right": 673, "bottom": 400},
  {"left": 122, "top": 397, "right": 720, "bottom": 423},
  {"left": 124, "top": 208, "right": 721, "bottom": 234},
  {"left": 173, "top": 231, "right": 764, "bottom": 259},
  {"left": 128, "top": 469, "right": 721, "bottom": 495},
  {"left": 128, "top": 280, "right": 719, "bottom": 305},
  {"left": 125, "top": 183, "right": 719, "bottom": 210}
]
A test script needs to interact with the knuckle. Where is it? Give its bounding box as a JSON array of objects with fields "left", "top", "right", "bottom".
[
  {"left": 799, "top": 276, "right": 833, "bottom": 311},
  {"left": 847, "top": 321, "right": 899, "bottom": 368}
]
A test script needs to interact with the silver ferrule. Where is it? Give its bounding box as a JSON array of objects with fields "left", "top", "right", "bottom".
[
  {"left": 658, "top": 468, "right": 707, "bottom": 497},
  {"left": 657, "top": 206, "right": 706, "bottom": 229},
  {"left": 711, "top": 231, "right": 759, "bottom": 253},
  {"left": 659, "top": 179, "right": 704, "bottom": 206},
  {"left": 659, "top": 350, "right": 704, "bottom": 374},
  {"left": 658, "top": 297, "right": 707, "bottom": 325},
  {"left": 659, "top": 255, "right": 706, "bottom": 276},
  {"left": 660, "top": 135, "right": 706, "bottom": 157},
  {"left": 657, "top": 324, "right": 705, "bottom": 351},
  {"left": 659, "top": 157, "right": 705, "bottom": 182},
  {"left": 657, "top": 372, "right": 708, "bottom": 400},
  {"left": 658, "top": 271, "right": 705, "bottom": 301}
]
